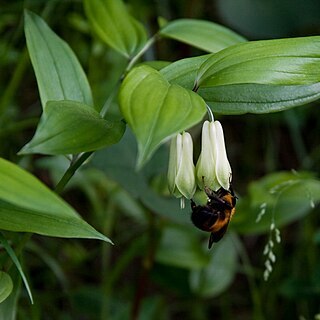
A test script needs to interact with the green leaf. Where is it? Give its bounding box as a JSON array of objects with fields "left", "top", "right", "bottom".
[
  {"left": 199, "top": 82, "right": 320, "bottom": 114},
  {"left": 162, "top": 54, "right": 320, "bottom": 114},
  {"left": 24, "top": 11, "right": 93, "bottom": 108},
  {"left": 0, "top": 233, "right": 33, "bottom": 304},
  {"left": 0, "top": 158, "right": 111, "bottom": 242},
  {"left": 160, "top": 19, "right": 246, "bottom": 53},
  {"left": 156, "top": 224, "right": 210, "bottom": 269},
  {"left": 19, "top": 100, "right": 125, "bottom": 155},
  {"left": 195, "top": 36, "right": 320, "bottom": 88},
  {"left": 160, "top": 55, "right": 320, "bottom": 114},
  {"left": 187, "top": 36, "right": 320, "bottom": 114},
  {"left": 189, "top": 234, "right": 237, "bottom": 297},
  {"left": 161, "top": 55, "right": 210, "bottom": 90},
  {"left": 0, "top": 271, "right": 13, "bottom": 304},
  {"left": 119, "top": 65, "right": 206, "bottom": 168},
  {"left": 84, "top": 0, "right": 147, "bottom": 58},
  {"left": 232, "top": 172, "right": 320, "bottom": 235}
]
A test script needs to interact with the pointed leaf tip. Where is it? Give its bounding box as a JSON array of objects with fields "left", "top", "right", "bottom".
[
  {"left": 19, "top": 100, "right": 125, "bottom": 156},
  {"left": 24, "top": 11, "right": 93, "bottom": 108},
  {"left": 0, "top": 157, "right": 112, "bottom": 243}
]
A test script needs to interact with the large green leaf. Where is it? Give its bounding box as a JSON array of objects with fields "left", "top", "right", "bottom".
[
  {"left": 161, "top": 55, "right": 320, "bottom": 114},
  {"left": 19, "top": 100, "right": 125, "bottom": 155},
  {"left": 119, "top": 65, "right": 206, "bottom": 168},
  {"left": 161, "top": 40, "right": 320, "bottom": 114},
  {"left": 160, "top": 19, "right": 246, "bottom": 53},
  {"left": 0, "top": 158, "right": 111, "bottom": 242},
  {"left": 189, "top": 234, "right": 237, "bottom": 297},
  {"left": 24, "top": 11, "right": 93, "bottom": 108},
  {"left": 195, "top": 36, "right": 320, "bottom": 88},
  {"left": 177, "top": 36, "right": 320, "bottom": 114},
  {"left": 84, "top": 0, "right": 147, "bottom": 58},
  {"left": 232, "top": 171, "right": 320, "bottom": 235},
  {"left": 199, "top": 82, "right": 320, "bottom": 114},
  {"left": 0, "top": 272, "right": 13, "bottom": 304}
]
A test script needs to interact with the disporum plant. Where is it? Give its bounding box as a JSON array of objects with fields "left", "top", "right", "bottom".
[{"left": 1, "top": 0, "right": 320, "bottom": 315}]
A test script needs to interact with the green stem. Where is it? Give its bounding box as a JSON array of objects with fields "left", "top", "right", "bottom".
[
  {"left": 131, "top": 211, "right": 158, "bottom": 320},
  {"left": 0, "top": 49, "right": 29, "bottom": 117},
  {"left": 284, "top": 110, "right": 310, "bottom": 168},
  {"left": 100, "top": 197, "right": 116, "bottom": 320},
  {"left": 4, "top": 233, "right": 33, "bottom": 272},
  {"left": 54, "top": 152, "right": 93, "bottom": 194},
  {"left": 100, "top": 82, "right": 120, "bottom": 118},
  {"left": 206, "top": 104, "right": 214, "bottom": 122},
  {"left": 125, "top": 35, "right": 158, "bottom": 73}
]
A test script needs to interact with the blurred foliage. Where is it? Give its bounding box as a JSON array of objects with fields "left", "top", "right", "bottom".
[{"left": 0, "top": 0, "right": 320, "bottom": 319}]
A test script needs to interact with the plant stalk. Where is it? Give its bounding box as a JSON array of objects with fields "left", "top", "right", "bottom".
[
  {"left": 54, "top": 152, "right": 93, "bottom": 194},
  {"left": 125, "top": 35, "right": 158, "bottom": 73}
]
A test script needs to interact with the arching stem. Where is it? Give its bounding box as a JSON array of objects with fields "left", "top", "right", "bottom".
[{"left": 206, "top": 104, "right": 214, "bottom": 122}]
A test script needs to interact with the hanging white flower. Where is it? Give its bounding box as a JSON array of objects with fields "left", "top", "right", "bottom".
[
  {"left": 167, "top": 132, "right": 196, "bottom": 199},
  {"left": 196, "top": 120, "right": 232, "bottom": 191},
  {"left": 214, "top": 120, "right": 232, "bottom": 190}
]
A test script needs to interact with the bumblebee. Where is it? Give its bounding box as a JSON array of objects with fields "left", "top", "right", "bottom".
[{"left": 191, "top": 186, "right": 236, "bottom": 249}]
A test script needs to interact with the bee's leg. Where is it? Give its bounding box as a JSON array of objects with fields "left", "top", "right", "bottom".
[
  {"left": 203, "top": 186, "right": 214, "bottom": 197},
  {"left": 191, "top": 199, "right": 197, "bottom": 210},
  {"left": 204, "top": 187, "right": 226, "bottom": 205},
  {"left": 208, "top": 233, "right": 215, "bottom": 249}
]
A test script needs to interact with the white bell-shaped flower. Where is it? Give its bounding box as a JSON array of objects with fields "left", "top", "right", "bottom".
[
  {"left": 167, "top": 132, "right": 196, "bottom": 199},
  {"left": 196, "top": 120, "right": 219, "bottom": 190},
  {"left": 196, "top": 120, "right": 231, "bottom": 191},
  {"left": 214, "top": 121, "right": 232, "bottom": 190}
]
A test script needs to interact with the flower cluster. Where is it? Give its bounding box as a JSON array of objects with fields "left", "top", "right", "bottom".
[
  {"left": 167, "top": 120, "right": 232, "bottom": 201},
  {"left": 263, "top": 220, "right": 281, "bottom": 281}
]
